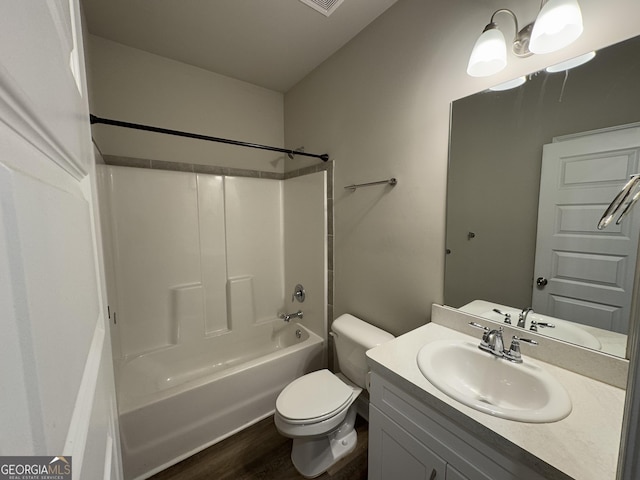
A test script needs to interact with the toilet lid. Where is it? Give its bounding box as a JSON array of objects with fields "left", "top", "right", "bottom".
[{"left": 276, "top": 369, "right": 354, "bottom": 421}]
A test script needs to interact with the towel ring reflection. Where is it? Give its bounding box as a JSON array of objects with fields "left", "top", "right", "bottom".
[{"left": 598, "top": 174, "right": 640, "bottom": 230}]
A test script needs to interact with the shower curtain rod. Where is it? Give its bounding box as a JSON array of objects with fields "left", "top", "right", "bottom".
[{"left": 89, "top": 114, "right": 330, "bottom": 162}]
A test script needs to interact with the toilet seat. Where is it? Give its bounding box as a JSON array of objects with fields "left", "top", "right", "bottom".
[{"left": 276, "top": 369, "right": 355, "bottom": 424}]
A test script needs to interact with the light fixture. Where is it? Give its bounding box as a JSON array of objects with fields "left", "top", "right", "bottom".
[
  {"left": 545, "top": 51, "right": 595, "bottom": 72},
  {"left": 489, "top": 76, "right": 527, "bottom": 91},
  {"left": 530, "top": 0, "right": 583, "bottom": 54},
  {"left": 466, "top": 26, "right": 507, "bottom": 77},
  {"left": 467, "top": 0, "right": 584, "bottom": 77}
]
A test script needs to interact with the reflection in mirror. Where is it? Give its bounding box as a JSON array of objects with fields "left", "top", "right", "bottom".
[{"left": 445, "top": 35, "right": 640, "bottom": 358}]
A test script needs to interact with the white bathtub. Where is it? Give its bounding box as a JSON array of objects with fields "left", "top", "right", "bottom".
[{"left": 117, "top": 321, "right": 324, "bottom": 479}]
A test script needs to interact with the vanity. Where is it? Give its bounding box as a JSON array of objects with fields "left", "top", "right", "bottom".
[
  {"left": 366, "top": 306, "right": 626, "bottom": 480},
  {"left": 388, "top": 33, "right": 640, "bottom": 480}
]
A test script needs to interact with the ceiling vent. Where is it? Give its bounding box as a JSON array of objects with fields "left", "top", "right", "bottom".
[{"left": 298, "top": 0, "right": 345, "bottom": 17}]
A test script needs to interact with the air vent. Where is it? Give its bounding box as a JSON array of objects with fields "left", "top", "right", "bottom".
[{"left": 298, "top": 0, "right": 345, "bottom": 17}]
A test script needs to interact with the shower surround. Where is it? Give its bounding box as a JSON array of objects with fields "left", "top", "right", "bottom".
[{"left": 98, "top": 165, "right": 327, "bottom": 479}]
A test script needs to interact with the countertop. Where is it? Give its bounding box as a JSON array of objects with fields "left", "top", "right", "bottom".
[{"left": 366, "top": 322, "right": 625, "bottom": 480}]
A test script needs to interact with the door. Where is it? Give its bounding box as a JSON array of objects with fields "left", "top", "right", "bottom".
[
  {"left": 0, "top": 1, "right": 122, "bottom": 479},
  {"left": 532, "top": 124, "right": 640, "bottom": 333}
]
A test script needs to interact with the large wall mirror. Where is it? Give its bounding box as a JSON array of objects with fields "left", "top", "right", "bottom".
[{"left": 445, "top": 35, "right": 640, "bottom": 359}]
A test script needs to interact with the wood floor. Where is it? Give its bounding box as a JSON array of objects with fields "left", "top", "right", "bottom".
[{"left": 149, "top": 415, "right": 369, "bottom": 480}]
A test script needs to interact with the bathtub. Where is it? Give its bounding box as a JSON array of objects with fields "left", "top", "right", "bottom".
[{"left": 117, "top": 321, "right": 324, "bottom": 479}]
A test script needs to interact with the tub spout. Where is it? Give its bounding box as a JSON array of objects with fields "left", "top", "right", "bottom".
[{"left": 279, "top": 310, "right": 303, "bottom": 322}]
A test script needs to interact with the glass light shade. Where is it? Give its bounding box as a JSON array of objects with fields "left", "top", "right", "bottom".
[
  {"left": 529, "top": 0, "right": 583, "bottom": 54},
  {"left": 489, "top": 76, "right": 527, "bottom": 91},
  {"left": 467, "top": 27, "right": 507, "bottom": 77},
  {"left": 545, "top": 51, "right": 595, "bottom": 72}
]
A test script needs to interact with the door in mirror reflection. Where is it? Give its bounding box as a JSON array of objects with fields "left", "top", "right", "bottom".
[{"left": 533, "top": 123, "right": 640, "bottom": 335}]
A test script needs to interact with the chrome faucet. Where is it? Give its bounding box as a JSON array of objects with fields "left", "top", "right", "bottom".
[
  {"left": 469, "top": 322, "right": 538, "bottom": 362},
  {"left": 518, "top": 307, "right": 533, "bottom": 328},
  {"left": 279, "top": 310, "right": 303, "bottom": 322},
  {"left": 469, "top": 322, "right": 505, "bottom": 357}
]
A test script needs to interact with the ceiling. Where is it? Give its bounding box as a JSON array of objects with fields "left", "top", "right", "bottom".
[{"left": 81, "top": 0, "right": 399, "bottom": 93}]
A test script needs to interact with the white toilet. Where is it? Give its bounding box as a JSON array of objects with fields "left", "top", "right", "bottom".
[{"left": 274, "top": 313, "right": 394, "bottom": 478}]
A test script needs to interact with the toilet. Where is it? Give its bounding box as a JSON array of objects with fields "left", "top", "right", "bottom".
[{"left": 274, "top": 314, "right": 394, "bottom": 478}]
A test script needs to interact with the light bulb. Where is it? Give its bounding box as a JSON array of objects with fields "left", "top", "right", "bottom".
[
  {"left": 530, "top": 0, "right": 583, "bottom": 54},
  {"left": 467, "top": 26, "right": 507, "bottom": 77}
]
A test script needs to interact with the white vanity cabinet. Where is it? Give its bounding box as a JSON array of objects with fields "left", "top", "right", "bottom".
[
  {"left": 369, "top": 405, "right": 471, "bottom": 480},
  {"left": 368, "top": 372, "right": 549, "bottom": 480}
]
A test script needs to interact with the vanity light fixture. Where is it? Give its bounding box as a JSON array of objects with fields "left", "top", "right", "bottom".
[
  {"left": 467, "top": 0, "right": 584, "bottom": 77},
  {"left": 489, "top": 76, "right": 527, "bottom": 91},
  {"left": 545, "top": 51, "right": 595, "bottom": 72}
]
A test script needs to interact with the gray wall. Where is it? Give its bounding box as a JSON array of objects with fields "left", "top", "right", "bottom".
[
  {"left": 87, "top": 35, "right": 285, "bottom": 172},
  {"left": 284, "top": 0, "right": 640, "bottom": 336}
]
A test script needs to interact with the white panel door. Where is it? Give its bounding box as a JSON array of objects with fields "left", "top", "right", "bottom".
[
  {"left": 0, "top": 1, "right": 122, "bottom": 479},
  {"left": 532, "top": 124, "right": 640, "bottom": 333}
]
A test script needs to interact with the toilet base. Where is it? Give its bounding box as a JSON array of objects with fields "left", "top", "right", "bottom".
[
  {"left": 290, "top": 408, "right": 359, "bottom": 478},
  {"left": 291, "top": 429, "right": 357, "bottom": 478}
]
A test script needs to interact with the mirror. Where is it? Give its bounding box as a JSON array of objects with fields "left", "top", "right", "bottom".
[{"left": 445, "top": 35, "right": 640, "bottom": 358}]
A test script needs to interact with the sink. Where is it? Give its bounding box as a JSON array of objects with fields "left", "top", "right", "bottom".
[
  {"left": 480, "top": 309, "right": 602, "bottom": 350},
  {"left": 416, "top": 339, "right": 572, "bottom": 423}
]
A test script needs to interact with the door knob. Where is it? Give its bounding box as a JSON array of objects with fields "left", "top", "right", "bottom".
[{"left": 536, "top": 277, "right": 548, "bottom": 287}]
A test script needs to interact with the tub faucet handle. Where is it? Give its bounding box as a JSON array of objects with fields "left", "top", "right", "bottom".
[{"left": 291, "top": 284, "right": 306, "bottom": 303}]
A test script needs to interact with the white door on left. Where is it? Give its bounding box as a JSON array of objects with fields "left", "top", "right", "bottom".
[{"left": 0, "top": 1, "right": 121, "bottom": 479}]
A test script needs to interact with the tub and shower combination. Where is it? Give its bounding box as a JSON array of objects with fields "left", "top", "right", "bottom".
[
  {"left": 99, "top": 165, "right": 328, "bottom": 479},
  {"left": 118, "top": 320, "right": 323, "bottom": 479}
]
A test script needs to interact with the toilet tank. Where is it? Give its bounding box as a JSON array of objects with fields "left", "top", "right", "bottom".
[{"left": 332, "top": 314, "right": 394, "bottom": 388}]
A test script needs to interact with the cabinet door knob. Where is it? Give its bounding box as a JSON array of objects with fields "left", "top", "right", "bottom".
[{"left": 429, "top": 469, "right": 437, "bottom": 480}]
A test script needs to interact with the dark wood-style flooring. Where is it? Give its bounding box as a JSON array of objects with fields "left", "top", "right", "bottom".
[{"left": 149, "top": 415, "right": 368, "bottom": 480}]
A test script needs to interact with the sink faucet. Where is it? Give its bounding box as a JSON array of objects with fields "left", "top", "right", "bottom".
[
  {"left": 279, "top": 310, "right": 303, "bottom": 323},
  {"left": 469, "top": 322, "right": 505, "bottom": 357},
  {"left": 518, "top": 307, "right": 533, "bottom": 328},
  {"left": 469, "top": 322, "right": 538, "bottom": 362}
]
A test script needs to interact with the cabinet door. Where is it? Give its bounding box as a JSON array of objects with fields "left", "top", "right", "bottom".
[
  {"left": 446, "top": 465, "right": 471, "bottom": 480},
  {"left": 369, "top": 405, "right": 446, "bottom": 480}
]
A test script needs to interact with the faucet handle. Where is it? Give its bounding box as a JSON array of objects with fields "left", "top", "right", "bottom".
[
  {"left": 493, "top": 308, "right": 512, "bottom": 324},
  {"left": 469, "top": 321, "right": 489, "bottom": 331},
  {"left": 504, "top": 336, "right": 538, "bottom": 363},
  {"left": 291, "top": 284, "right": 306, "bottom": 303}
]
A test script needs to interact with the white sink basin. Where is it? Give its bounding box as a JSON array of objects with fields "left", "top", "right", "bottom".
[
  {"left": 481, "top": 309, "right": 602, "bottom": 350},
  {"left": 416, "top": 339, "right": 572, "bottom": 423}
]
